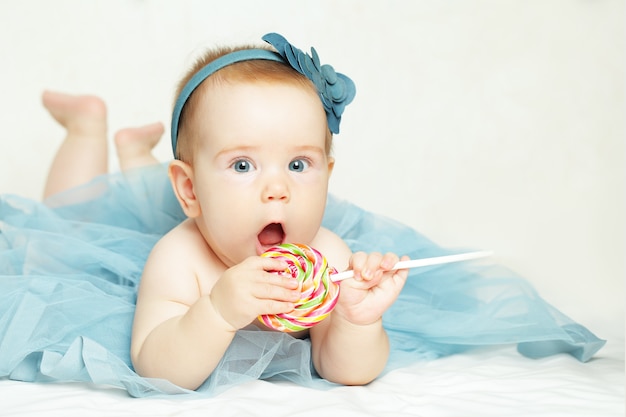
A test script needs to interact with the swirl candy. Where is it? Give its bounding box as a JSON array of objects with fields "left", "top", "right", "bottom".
[{"left": 258, "top": 243, "right": 340, "bottom": 332}]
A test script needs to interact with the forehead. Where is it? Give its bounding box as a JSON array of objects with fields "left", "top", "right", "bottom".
[{"left": 191, "top": 80, "right": 327, "bottom": 150}]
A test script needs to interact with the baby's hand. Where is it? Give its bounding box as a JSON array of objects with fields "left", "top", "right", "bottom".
[
  {"left": 209, "top": 256, "right": 301, "bottom": 331},
  {"left": 334, "top": 251, "right": 409, "bottom": 326}
]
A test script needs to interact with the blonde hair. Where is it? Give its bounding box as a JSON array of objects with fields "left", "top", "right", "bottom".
[{"left": 173, "top": 45, "right": 333, "bottom": 163}]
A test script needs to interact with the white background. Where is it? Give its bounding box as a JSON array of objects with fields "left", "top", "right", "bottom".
[{"left": 0, "top": 0, "right": 623, "bottom": 332}]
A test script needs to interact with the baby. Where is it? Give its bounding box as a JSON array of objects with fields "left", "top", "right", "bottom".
[{"left": 130, "top": 33, "right": 409, "bottom": 390}]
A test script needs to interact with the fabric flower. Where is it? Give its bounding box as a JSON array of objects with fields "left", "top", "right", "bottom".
[{"left": 263, "top": 33, "right": 356, "bottom": 134}]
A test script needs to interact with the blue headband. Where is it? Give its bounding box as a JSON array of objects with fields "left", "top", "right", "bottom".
[{"left": 170, "top": 32, "right": 356, "bottom": 157}]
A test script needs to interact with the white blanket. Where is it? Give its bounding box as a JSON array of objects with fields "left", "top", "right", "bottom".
[{"left": 3, "top": 322, "right": 622, "bottom": 416}]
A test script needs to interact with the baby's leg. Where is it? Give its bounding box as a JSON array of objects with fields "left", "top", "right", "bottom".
[
  {"left": 114, "top": 122, "right": 163, "bottom": 171},
  {"left": 42, "top": 90, "right": 108, "bottom": 198}
]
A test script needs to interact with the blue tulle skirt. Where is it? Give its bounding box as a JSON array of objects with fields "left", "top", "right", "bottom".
[{"left": 0, "top": 164, "right": 605, "bottom": 397}]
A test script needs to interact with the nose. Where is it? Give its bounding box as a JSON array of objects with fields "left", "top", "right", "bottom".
[{"left": 261, "top": 174, "right": 290, "bottom": 203}]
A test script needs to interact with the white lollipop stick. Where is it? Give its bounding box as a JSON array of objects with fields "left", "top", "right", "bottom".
[{"left": 331, "top": 250, "right": 493, "bottom": 282}]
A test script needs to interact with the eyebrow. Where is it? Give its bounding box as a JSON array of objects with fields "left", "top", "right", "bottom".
[{"left": 216, "top": 144, "right": 325, "bottom": 158}]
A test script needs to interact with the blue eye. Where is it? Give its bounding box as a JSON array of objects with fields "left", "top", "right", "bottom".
[
  {"left": 289, "top": 159, "right": 309, "bottom": 172},
  {"left": 232, "top": 159, "right": 253, "bottom": 172}
]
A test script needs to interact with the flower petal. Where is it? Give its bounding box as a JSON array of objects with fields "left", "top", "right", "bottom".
[
  {"left": 327, "top": 81, "right": 346, "bottom": 101},
  {"left": 300, "top": 54, "right": 315, "bottom": 79},
  {"left": 310, "top": 48, "right": 322, "bottom": 71},
  {"left": 321, "top": 65, "right": 337, "bottom": 84}
]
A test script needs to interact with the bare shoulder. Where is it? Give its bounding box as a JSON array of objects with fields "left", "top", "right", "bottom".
[
  {"left": 150, "top": 219, "right": 207, "bottom": 261},
  {"left": 311, "top": 226, "right": 352, "bottom": 272},
  {"left": 140, "top": 219, "right": 219, "bottom": 301}
]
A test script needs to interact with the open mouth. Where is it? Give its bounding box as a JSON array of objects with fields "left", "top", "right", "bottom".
[{"left": 257, "top": 223, "right": 285, "bottom": 252}]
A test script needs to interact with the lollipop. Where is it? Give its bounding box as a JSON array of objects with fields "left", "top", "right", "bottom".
[
  {"left": 258, "top": 243, "right": 340, "bottom": 332},
  {"left": 258, "top": 243, "right": 493, "bottom": 333}
]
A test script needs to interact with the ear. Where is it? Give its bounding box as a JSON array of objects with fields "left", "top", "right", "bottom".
[
  {"left": 168, "top": 160, "right": 201, "bottom": 218},
  {"left": 327, "top": 156, "right": 335, "bottom": 177}
]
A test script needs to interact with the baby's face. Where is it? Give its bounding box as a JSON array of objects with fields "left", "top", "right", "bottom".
[{"left": 188, "top": 80, "right": 333, "bottom": 266}]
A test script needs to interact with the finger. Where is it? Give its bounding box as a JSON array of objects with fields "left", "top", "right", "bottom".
[
  {"left": 258, "top": 256, "right": 290, "bottom": 273},
  {"left": 353, "top": 251, "right": 382, "bottom": 280},
  {"left": 349, "top": 251, "right": 368, "bottom": 269},
  {"left": 361, "top": 252, "right": 384, "bottom": 281},
  {"left": 348, "top": 251, "right": 368, "bottom": 281},
  {"left": 349, "top": 253, "right": 406, "bottom": 289},
  {"left": 259, "top": 300, "right": 296, "bottom": 315},
  {"left": 252, "top": 279, "right": 301, "bottom": 302},
  {"left": 380, "top": 252, "right": 400, "bottom": 271},
  {"left": 264, "top": 270, "right": 299, "bottom": 290}
]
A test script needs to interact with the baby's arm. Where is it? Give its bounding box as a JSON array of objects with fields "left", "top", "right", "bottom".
[
  {"left": 130, "top": 224, "right": 236, "bottom": 390},
  {"left": 130, "top": 221, "right": 299, "bottom": 390},
  {"left": 310, "top": 231, "right": 408, "bottom": 385}
]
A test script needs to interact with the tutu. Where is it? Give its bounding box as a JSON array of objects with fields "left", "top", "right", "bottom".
[{"left": 0, "top": 164, "right": 605, "bottom": 397}]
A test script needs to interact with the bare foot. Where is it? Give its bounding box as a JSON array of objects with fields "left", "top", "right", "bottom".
[
  {"left": 42, "top": 91, "right": 108, "bottom": 198},
  {"left": 42, "top": 90, "right": 107, "bottom": 138},
  {"left": 114, "top": 122, "right": 164, "bottom": 171}
]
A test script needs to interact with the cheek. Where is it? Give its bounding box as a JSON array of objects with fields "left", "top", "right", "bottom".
[
  {"left": 202, "top": 192, "right": 247, "bottom": 223},
  {"left": 294, "top": 180, "right": 329, "bottom": 215},
  {"left": 195, "top": 178, "right": 243, "bottom": 221}
]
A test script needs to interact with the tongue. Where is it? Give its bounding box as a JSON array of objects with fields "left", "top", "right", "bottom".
[{"left": 258, "top": 223, "right": 284, "bottom": 246}]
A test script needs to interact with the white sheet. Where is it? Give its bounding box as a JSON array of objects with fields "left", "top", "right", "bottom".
[{"left": 3, "top": 322, "right": 622, "bottom": 417}]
